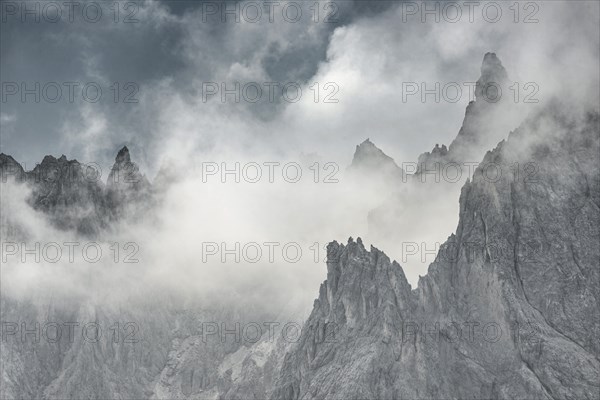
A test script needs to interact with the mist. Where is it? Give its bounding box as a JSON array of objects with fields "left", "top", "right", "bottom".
[{"left": 1, "top": 0, "right": 599, "bottom": 319}]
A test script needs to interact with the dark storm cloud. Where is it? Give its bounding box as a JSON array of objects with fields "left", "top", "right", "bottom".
[
  {"left": 0, "top": 1, "right": 186, "bottom": 167},
  {"left": 1, "top": 0, "right": 400, "bottom": 169}
]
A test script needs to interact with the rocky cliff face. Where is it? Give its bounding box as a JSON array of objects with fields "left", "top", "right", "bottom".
[
  {"left": 272, "top": 238, "right": 414, "bottom": 399},
  {"left": 0, "top": 298, "right": 174, "bottom": 399},
  {"left": 272, "top": 105, "right": 600, "bottom": 399}
]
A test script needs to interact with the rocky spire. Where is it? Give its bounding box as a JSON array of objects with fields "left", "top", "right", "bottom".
[
  {"left": 107, "top": 146, "right": 146, "bottom": 188},
  {"left": 474, "top": 52, "right": 508, "bottom": 102},
  {"left": 115, "top": 146, "right": 131, "bottom": 164},
  {"left": 413, "top": 52, "right": 511, "bottom": 176},
  {"left": 106, "top": 145, "right": 151, "bottom": 218}
]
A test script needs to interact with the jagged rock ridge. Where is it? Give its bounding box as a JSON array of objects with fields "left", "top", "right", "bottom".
[
  {"left": 0, "top": 146, "right": 150, "bottom": 236},
  {"left": 271, "top": 105, "right": 600, "bottom": 399}
]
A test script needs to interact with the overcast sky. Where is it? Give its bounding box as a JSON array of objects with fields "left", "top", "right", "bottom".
[{"left": 1, "top": 0, "right": 599, "bottom": 176}]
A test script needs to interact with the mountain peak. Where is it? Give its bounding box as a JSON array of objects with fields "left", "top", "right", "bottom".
[
  {"left": 349, "top": 139, "right": 405, "bottom": 180},
  {"left": 37, "top": 154, "right": 79, "bottom": 169},
  {"left": 414, "top": 52, "right": 510, "bottom": 171},
  {"left": 0, "top": 153, "right": 17, "bottom": 163},
  {"left": 0, "top": 153, "right": 26, "bottom": 181},
  {"left": 351, "top": 139, "right": 400, "bottom": 171},
  {"left": 107, "top": 145, "right": 151, "bottom": 212},
  {"left": 481, "top": 52, "right": 504, "bottom": 73},
  {"left": 40, "top": 155, "right": 58, "bottom": 165},
  {"left": 475, "top": 52, "right": 508, "bottom": 101},
  {"left": 482, "top": 51, "right": 500, "bottom": 64},
  {"left": 115, "top": 146, "right": 131, "bottom": 163}
]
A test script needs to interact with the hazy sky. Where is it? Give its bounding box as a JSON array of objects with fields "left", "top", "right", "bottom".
[{"left": 2, "top": 0, "right": 597, "bottom": 176}]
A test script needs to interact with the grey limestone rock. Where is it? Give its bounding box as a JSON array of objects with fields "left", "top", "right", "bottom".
[{"left": 272, "top": 106, "right": 600, "bottom": 399}]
